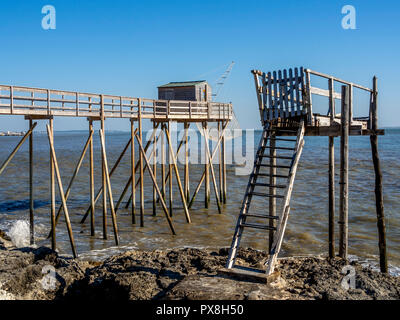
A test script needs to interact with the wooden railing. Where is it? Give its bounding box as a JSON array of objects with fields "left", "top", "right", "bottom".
[
  {"left": 0, "top": 84, "right": 233, "bottom": 121},
  {"left": 304, "top": 68, "right": 374, "bottom": 126}
]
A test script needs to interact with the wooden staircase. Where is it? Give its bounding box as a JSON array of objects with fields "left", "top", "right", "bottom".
[{"left": 225, "top": 120, "right": 305, "bottom": 277}]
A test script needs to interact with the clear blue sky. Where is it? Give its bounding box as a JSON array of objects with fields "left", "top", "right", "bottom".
[{"left": 0, "top": 0, "right": 399, "bottom": 131}]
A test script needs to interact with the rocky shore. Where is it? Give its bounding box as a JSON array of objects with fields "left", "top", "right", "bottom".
[{"left": 0, "top": 235, "right": 399, "bottom": 300}]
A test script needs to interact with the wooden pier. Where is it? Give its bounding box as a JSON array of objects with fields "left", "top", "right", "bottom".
[
  {"left": 0, "top": 84, "right": 233, "bottom": 258},
  {"left": 225, "top": 66, "right": 387, "bottom": 279}
]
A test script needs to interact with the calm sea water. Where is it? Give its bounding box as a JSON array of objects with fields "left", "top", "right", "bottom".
[{"left": 0, "top": 128, "right": 399, "bottom": 274}]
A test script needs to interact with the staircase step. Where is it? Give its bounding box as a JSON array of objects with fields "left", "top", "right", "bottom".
[
  {"left": 261, "top": 155, "right": 293, "bottom": 160},
  {"left": 240, "top": 222, "right": 276, "bottom": 230},
  {"left": 269, "top": 137, "right": 297, "bottom": 142},
  {"left": 263, "top": 146, "right": 295, "bottom": 151},
  {"left": 270, "top": 128, "right": 298, "bottom": 133},
  {"left": 248, "top": 192, "right": 284, "bottom": 198},
  {"left": 257, "top": 173, "right": 289, "bottom": 178},
  {"left": 252, "top": 182, "right": 286, "bottom": 188},
  {"left": 259, "top": 164, "right": 291, "bottom": 169},
  {"left": 243, "top": 213, "right": 279, "bottom": 219}
]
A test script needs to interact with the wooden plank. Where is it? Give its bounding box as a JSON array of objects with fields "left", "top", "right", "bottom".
[
  {"left": 370, "top": 76, "right": 387, "bottom": 273},
  {"left": 134, "top": 132, "right": 176, "bottom": 235},
  {"left": 310, "top": 86, "right": 342, "bottom": 100},
  {"left": 272, "top": 71, "right": 278, "bottom": 119},
  {"left": 49, "top": 118, "right": 56, "bottom": 250},
  {"left": 29, "top": 119, "right": 34, "bottom": 245},
  {"left": 99, "top": 129, "right": 120, "bottom": 245},
  {"left": 267, "top": 72, "right": 273, "bottom": 121},
  {"left": 46, "top": 125, "right": 77, "bottom": 258},
  {"left": 339, "top": 85, "right": 349, "bottom": 259},
  {"left": 277, "top": 70, "right": 284, "bottom": 119},
  {"left": 89, "top": 119, "right": 95, "bottom": 236},
  {"left": 266, "top": 121, "right": 305, "bottom": 275},
  {"left": 283, "top": 69, "right": 289, "bottom": 118}
]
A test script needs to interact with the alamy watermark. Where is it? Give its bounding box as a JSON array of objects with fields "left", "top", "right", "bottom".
[
  {"left": 341, "top": 5, "right": 356, "bottom": 30},
  {"left": 40, "top": 265, "right": 57, "bottom": 291},
  {"left": 341, "top": 265, "right": 356, "bottom": 290},
  {"left": 41, "top": 5, "right": 56, "bottom": 30}
]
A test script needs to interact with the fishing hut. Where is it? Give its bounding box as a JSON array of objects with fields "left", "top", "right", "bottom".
[
  {"left": 0, "top": 82, "right": 233, "bottom": 258},
  {"left": 224, "top": 67, "right": 387, "bottom": 280}
]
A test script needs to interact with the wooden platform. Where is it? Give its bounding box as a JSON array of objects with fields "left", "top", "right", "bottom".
[{"left": 219, "top": 266, "right": 280, "bottom": 283}]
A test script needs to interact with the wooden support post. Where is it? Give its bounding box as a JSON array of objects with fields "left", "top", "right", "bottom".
[
  {"left": 328, "top": 78, "right": 335, "bottom": 258},
  {"left": 138, "top": 98, "right": 144, "bottom": 227},
  {"left": 0, "top": 122, "right": 37, "bottom": 176},
  {"left": 204, "top": 122, "right": 210, "bottom": 208},
  {"left": 46, "top": 125, "right": 77, "bottom": 258},
  {"left": 161, "top": 123, "right": 166, "bottom": 201},
  {"left": 164, "top": 126, "right": 192, "bottom": 223},
  {"left": 130, "top": 119, "right": 136, "bottom": 224},
  {"left": 370, "top": 76, "right": 387, "bottom": 273},
  {"left": 80, "top": 131, "right": 137, "bottom": 223},
  {"left": 188, "top": 122, "right": 228, "bottom": 208},
  {"left": 222, "top": 122, "right": 227, "bottom": 204},
  {"left": 100, "top": 95, "right": 107, "bottom": 239},
  {"left": 218, "top": 122, "right": 223, "bottom": 200},
  {"left": 168, "top": 122, "right": 173, "bottom": 216},
  {"left": 202, "top": 127, "right": 222, "bottom": 214},
  {"left": 47, "top": 130, "right": 93, "bottom": 238},
  {"left": 29, "top": 119, "right": 34, "bottom": 245},
  {"left": 134, "top": 132, "right": 175, "bottom": 235},
  {"left": 339, "top": 85, "right": 349, "bottom": 260},
  {"left": 184, "top": 122, "right": 190, "bottom": 202},
  {"left": 99, "top": 129, "right": 120, "bottom": 245},
  {"left": 49, "top": 118, "right": 56, "bottom": 251},
  {"left": 153, "top": 121, "right": 157, "bottom": 216},
  {"left": 89, "top": 119, "right": 95, "bottom": 236},
  {"left": 269, "top": 130, "right": 276, "bottom": 251}
]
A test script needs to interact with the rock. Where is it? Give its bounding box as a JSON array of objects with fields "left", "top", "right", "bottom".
[{"left": 0, "top": 246, "right": 398, "bottom": 300}]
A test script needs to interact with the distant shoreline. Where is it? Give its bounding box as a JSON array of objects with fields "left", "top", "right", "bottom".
[{"left": 0, "top": 131, "right": 26, "bottom": 137}]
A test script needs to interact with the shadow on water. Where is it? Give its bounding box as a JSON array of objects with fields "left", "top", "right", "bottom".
[{"left": 0, "top": 199, "right": 49, "bottom": 214}]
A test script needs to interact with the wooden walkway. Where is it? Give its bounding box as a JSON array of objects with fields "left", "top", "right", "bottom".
[{"left": 0, "top": 84, "right": 232, "bottom": 122}]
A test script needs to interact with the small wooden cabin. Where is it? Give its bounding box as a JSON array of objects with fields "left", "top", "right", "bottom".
[{"left": 158, "top": 80, "right": 212, "bottom": 102}]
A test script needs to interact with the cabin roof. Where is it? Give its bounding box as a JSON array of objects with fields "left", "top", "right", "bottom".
[{"left": 158, "top": 80, "right": 207, "bottom": 88}]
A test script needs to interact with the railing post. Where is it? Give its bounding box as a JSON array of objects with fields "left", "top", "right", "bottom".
[
  {"left": 10, "top": 86, "right": 14, "bottom": 114},
  {"left": 47, "top": 89, "right": 51, "bottom": 116},
  {"left": 120, "top": 96, "right": 123, "bottom": 118},
  {"left": 76, "top": 92, "right": 79, "bottom": 116}
]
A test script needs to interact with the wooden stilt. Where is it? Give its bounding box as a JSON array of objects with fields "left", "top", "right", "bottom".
[
  {"left": 134, "top": 132, "right": 175, "bottom": 235},
  {"left": 168, "top": 122, "right": 173, "bottom": 216},
  {"left": 188, "top": 122, "right": 228, "bottom": 208},
  {"left": 165, "top": 125, "right": 192, "bottom": 223},
  {"left": 328, "top": 78, "right": 335, "bottom": 258},
  {"left": 130, "top": 119, "right": 136, "bottom": 224},
  {"left": 46, "top": 125, "right": 77, "bottom": 258},
  {"left": 204, "top": 122, "right": 210, "bottom": 208},
  {"left": 138, "top": 98, "right": 144, "bottom": 227},
  {"left": 329, "top": 136, "right": 335, "bottom": 258},
  {"left": 100, "top": 95, "right": 107, "bottom": 239},
  {"left": 339, "top": 85, "right": 349, "bottom": 260},
  {"left": 0, "top": 122, "right": 37, "bottom": 176},
  {"left": 47, "top": 129, "right": 93, "bottom": 238},
  {"left": 89, "top": 120, "right": 95, "bottom": 236},
  {"left": 269, "top": 129, "right": 276, "bottom": 251},
  {"left": 29, "top": 119, "right": 34, "bottom": 245},
  {"left": 80, "top": 132, "right": 136, "bottom": 223},
  {"left": 49, "top": 118, "right": 56, "bottom": 251},
  {"left": 161, "top": 123, "right": 166, "bottom": 201},
  {"left": 370, "top": 76, "right": 387, "bottom": 273},
  {"left": 184, "top": 122, "right": 190, "bottom": 202},
  {"left": 202, "top": 126, "right": 222, "bottom": 214},
  {"left": 153, "top": 121, "right": 157, "bottom": 216},
  {"left": 222, "top": 122, "right": 227, "bottom": 204},
  {"left": 117, "top": 128, "right": 161, "bottom": 212},
  {"left": 99, "top": 129, "right": 120, "bottom": 245},
  {"left": 218, "top": 122, "right": 223, "bottom": 201}
]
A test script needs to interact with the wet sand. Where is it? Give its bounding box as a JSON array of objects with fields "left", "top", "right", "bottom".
[{"left": 0, "top": 235, "right": 399, "bottom": 300}]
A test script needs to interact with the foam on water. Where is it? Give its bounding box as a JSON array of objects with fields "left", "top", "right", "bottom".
[{"left": 7, "top": 220, "right": 30, "bottom": 248}]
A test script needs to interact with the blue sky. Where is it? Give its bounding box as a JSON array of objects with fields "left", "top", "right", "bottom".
[{"left": 0, "top": 0, "right": 399, "bottom": 131}]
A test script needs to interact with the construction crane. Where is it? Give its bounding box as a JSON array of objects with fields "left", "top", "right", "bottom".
[{"left": 212, "top": 61, "right": 235, "bottom": 101}]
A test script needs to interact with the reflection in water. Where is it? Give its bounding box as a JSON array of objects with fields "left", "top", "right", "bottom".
[{"left": 0, "top": 129, "right": 399, "bottom": 273}]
